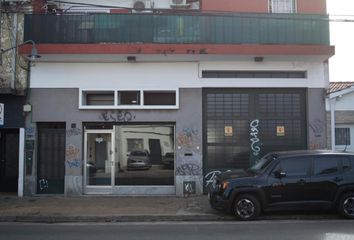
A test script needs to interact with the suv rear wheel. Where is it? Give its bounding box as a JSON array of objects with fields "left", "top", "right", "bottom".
[
  {"left": 233, "top": 194, "right": 260, "bottom": 221},
  {"left": 338, "top": 192, "right": 354, "bottom": 219}
]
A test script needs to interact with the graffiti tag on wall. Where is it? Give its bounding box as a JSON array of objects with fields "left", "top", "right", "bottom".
[
  {"left": 99, "top": 110, "right": 136, "bottom": 122},
  {"left": 310, "top": 118, "right": 324, "bottom": 138},
  {"left": 175, "top": 163, "right": 202, "bottom": 176},
  {"left": 177, "top": 128, "right": 201, "bottom": 148},
  {"left": 250, "top": 119, "right": 261, "bottom": 164},
  {"left": 66, "top": 159, "right": 82, "bottom": 168},
  {"left": 65, "top": 144, "right": 81, "bottom": 168},
  {"left": 25, "top": 127, "right": 35, "bottom": 139},
  {"left": 250, "top": 119, "right": 261, "bottom": 157},
  {"left": 66, "top": 128, "right": 82, "bottom": 137},
  {"left": 38, "top": 179, "right": 49, "bottom": 191},
  {"left": 204, "top": 170, "right": 221, "bottom": 187}
]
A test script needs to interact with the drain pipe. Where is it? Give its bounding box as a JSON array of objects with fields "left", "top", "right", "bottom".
[{"left": 329, "top": 98, "right": 336, "bottom": 151}]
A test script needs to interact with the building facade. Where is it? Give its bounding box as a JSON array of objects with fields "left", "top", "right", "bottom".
[
  {"left": 326, "top": 82, "right": 354, "bottom": 153},
  {"left": 0, "top": 2, "right": 33, "bottom": 195},
  {"left": 19, "top": 0, "right": 334, "bottom": 196}
]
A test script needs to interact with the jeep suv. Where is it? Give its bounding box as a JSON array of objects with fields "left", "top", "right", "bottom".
[{"left": 208, "top": 150, "right": 354, "bottom": 220}]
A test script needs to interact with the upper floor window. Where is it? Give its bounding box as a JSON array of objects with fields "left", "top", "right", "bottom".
[
  {"left": 269, "top": 0, "right": 296, "bottom": 13},
  {"left": 79, "top": 89, "right": 179, "bottom": 109},
  {"left": 202, "top": 71, "right": 306, "bottom": 79}
]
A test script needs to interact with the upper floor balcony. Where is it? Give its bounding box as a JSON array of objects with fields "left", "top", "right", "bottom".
[{"left": 24, "top": 13, "right": 330, "bottom": 46}]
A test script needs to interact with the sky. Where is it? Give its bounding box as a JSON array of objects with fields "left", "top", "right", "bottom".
[{"left": 327, "top": 0, "right": 354, "bottom": 82}]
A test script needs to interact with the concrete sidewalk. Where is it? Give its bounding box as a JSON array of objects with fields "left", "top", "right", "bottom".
[
  {"left": 0, "top": 195, "right": 230, "bottom": 223},
  {"left": 0, "top": 194, "right": 339, "bottom": 223}
]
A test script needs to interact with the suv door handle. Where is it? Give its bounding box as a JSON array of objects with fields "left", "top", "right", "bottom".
[{"left": 334, "top": 177, "right": 343, "bottom": 182}]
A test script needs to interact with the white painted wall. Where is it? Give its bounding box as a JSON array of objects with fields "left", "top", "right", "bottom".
[
  {"left": 326, "top": 91, "right": 354, "bottom": 111},
  {"left": 30, "top": 61, "right": 328, "bottom": 89}
]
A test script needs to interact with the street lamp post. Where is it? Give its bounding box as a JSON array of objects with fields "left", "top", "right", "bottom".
[{"left": 0, "top": 39, "right": 40, "bottom": 65}]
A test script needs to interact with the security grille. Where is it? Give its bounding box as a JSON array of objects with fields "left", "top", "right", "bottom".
[{"left": 203, "top": 89, "right": 307, "bottom": 171}]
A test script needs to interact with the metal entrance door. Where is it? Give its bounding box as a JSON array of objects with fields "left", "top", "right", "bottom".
[
  {"left": 0, "top": 129, "right": 19, "bottom": 192},
  {"left": 37, "top": 123, "right": 66, "bottom": 194}
]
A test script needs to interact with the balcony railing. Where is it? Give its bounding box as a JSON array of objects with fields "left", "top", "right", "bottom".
[{"left": 24, "top": 13, "right": 330, "bottom": 45}]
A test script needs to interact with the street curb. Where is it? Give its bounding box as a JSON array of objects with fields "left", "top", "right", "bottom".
[
  {"left": 0, "top": 214, "right": 234, "bottom": 223},
  {"left": 0, "top": 213, "right": 340, "bottom": 223}
]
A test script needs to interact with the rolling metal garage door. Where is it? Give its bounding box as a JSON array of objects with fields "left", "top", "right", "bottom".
[{"left": 203, "top": 88, "right": 307, "bottom": 172}]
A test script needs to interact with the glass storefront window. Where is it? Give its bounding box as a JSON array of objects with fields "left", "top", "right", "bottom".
[
  {"left": 85, "top": 125, "right": 175, "bottom": 188},
  {"left": 114, "top": 125, "right": 175, "bottom": 186}
]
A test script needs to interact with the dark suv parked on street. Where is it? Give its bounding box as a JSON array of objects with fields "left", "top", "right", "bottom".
[{"left": 208, "top": 150, "right": 354, "bottom": 220}]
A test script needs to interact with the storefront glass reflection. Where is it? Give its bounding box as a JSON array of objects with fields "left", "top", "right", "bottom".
[{"left": 114, "top": 125, "right": 175, "bottom": 186}]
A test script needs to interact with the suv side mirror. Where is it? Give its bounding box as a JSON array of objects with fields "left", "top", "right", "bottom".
[{"left": 274, "top": 170, "right": 286, "bottom": 179}]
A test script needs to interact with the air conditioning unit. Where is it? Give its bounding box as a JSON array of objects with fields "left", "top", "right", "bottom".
[
  {"left": 170, "top": 0, "right": 190, "bottom": 8},
  {"left": 133, "top": 0, "right": 152, "bottom": 12}
]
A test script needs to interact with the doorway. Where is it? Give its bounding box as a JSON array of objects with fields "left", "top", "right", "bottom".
[
  {"left": 84, "top": 130, "right": 114, "bottom": 188},
  {"left": 0, "top": 129, "right": 19, "bottom": 192},
  {"left": 149, "top": 139, "right": 162, "bottom": 165},
  {"left": 37, "top": 123, "right": 66, "bottom": 194}
]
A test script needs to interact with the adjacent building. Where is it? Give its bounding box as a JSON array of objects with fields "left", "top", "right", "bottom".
[
  {"left": 326, "top": 82, "right": 354, "bottom": 153},
  {"left": 0, "top": 2, "right": 33, "bottom": 195},
  {"left": 16, "top": 0, "right": 334, "bottom": 196}
]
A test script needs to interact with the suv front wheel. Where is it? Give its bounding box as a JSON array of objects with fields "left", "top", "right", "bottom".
[
  {"left": 233, "top": 194, "right": 260, "bottom": 221},
  {"left": 339, "top": 192, "right": 354, "bottom": 219}
]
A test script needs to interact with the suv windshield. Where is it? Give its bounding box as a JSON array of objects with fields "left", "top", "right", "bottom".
[{"left": 249, "top": 153, "right": 276, "bottom": 172}]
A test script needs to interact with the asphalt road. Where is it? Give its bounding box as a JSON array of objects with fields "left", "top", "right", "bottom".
[{"left": 1, "top": 220, "right": 354, "bottom": 240}]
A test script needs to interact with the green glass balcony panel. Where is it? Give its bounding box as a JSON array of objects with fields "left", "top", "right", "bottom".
[{"left": 24, "top": 13, "right": 330, "bottom": 45}]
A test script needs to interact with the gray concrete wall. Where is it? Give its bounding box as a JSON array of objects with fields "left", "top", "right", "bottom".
[
  {"left": 307, "top": 88, "right": 327, "bottom": 150},
  {"left": 26, "top": 88, "right": 203, "bottom": 196}
]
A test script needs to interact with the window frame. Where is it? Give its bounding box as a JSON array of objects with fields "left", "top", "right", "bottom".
[
  {"left": 335, "top": 127, "right": 351, "bottom": 146},
  {"left": 126, "top": 138, "right": 144, "bottom": 152},
  {"left": 79, "top": 89, "right": 179, "bottom": 109},
  {"left": 82, "top": 90, "right": 115, "bottom": 106},
  {"left": 269, "top": 0, "right": 297, "bottom": 14},
  {"left": 118, "top": 91, "right": 141, "bottom": 106}
]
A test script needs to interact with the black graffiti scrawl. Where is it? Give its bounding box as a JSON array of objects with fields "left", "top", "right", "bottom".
[
  {"left": 99, "top": 110, "right": 136, "bottom": 122},
  {"left": 175, "top": 163, "right": 202, "bottom": 176}
]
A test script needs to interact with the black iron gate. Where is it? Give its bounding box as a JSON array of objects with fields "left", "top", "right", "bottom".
[
  {"left": 0, "top": 129, "right": 19, "bottom": 192},
  {"left": 203, "top": 88, "right": 307, "bottom": 173},
  {"left": 37, "top": 123, "right": 66, "bottom": 194}
]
